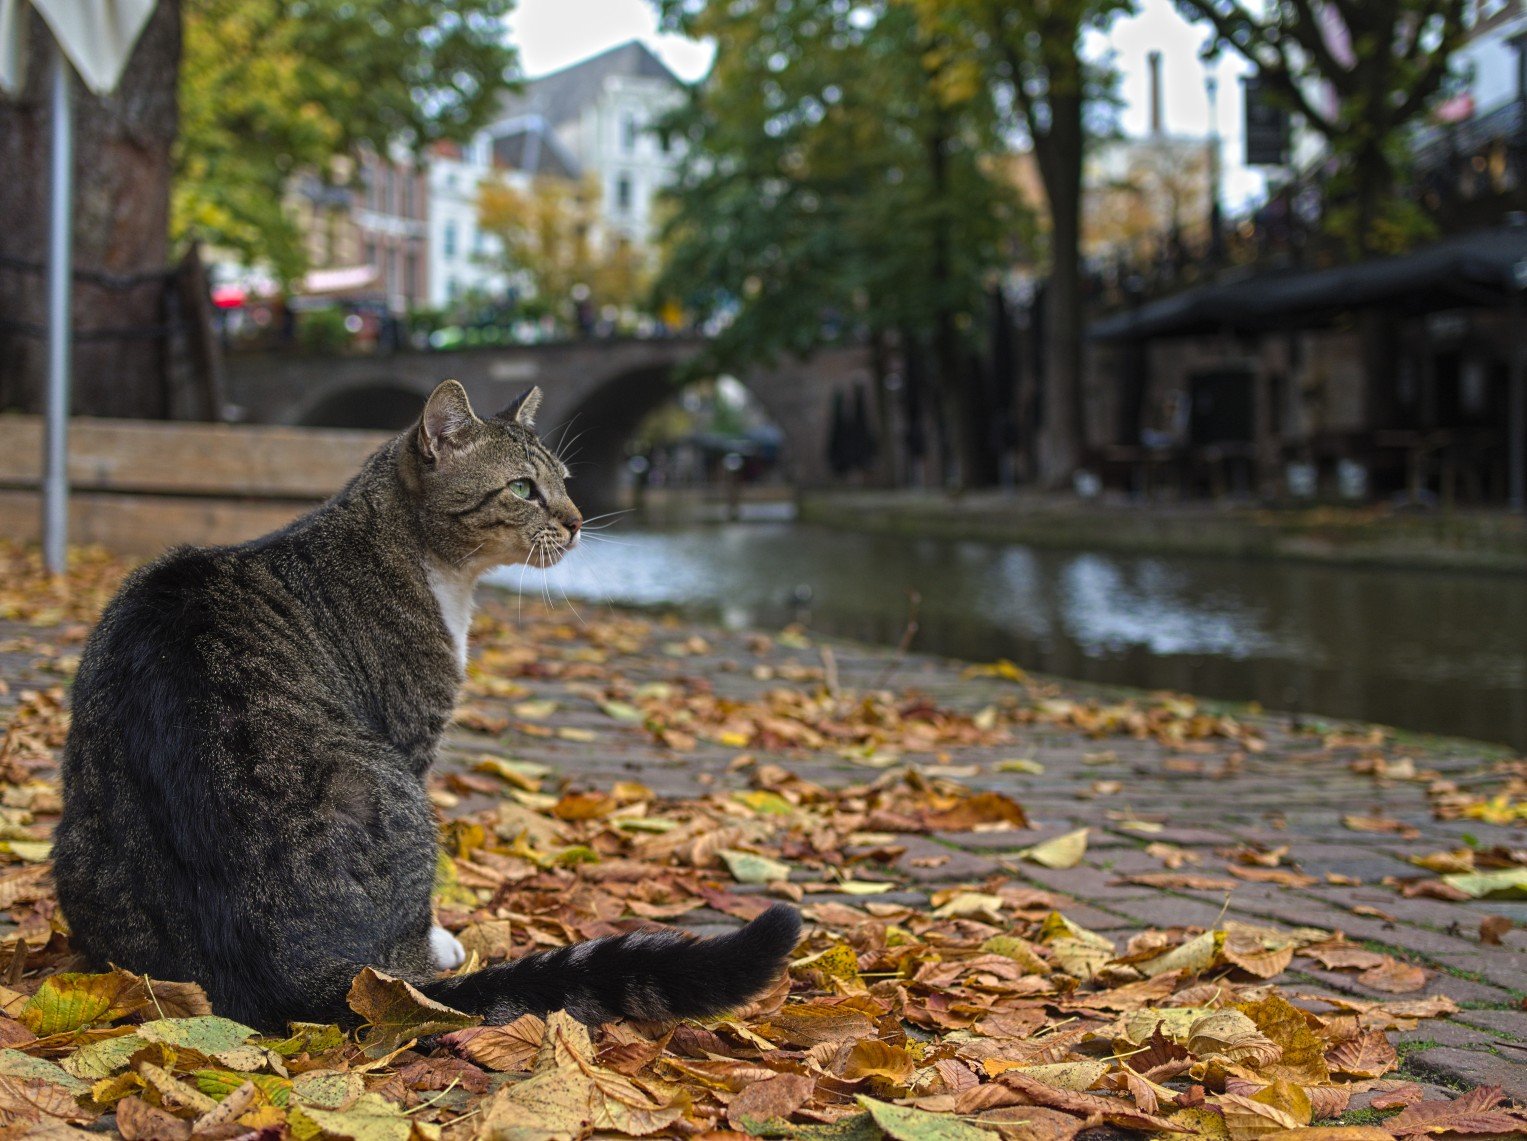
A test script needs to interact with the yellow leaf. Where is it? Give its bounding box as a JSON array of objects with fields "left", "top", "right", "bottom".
[
  {"left": 20, "top": 970, "right": 150, "bottom": 1036},
  {"left": 1137, "top": 930, "right": 1224, "bottom": 977},
  {"left": 719, "top": 848, "right": 791, "bottom": 884},
  {"left": 1018, "top": 828, "right": 1088, "bottom": 869},
  {"left": 996, "top": 759, "right": 1044, "bottom": 774}
]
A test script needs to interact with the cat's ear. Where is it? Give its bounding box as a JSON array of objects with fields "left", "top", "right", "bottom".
[
  {"left": 418, "top": 380, "right": 479, "bottom": 463},
  {"left": 496, "top": 386, "right": 542, "bottom": 428}
]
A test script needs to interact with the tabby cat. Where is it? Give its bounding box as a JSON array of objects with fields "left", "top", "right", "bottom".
[{"left": 52, "top": 381, "right": 799, "bottom": 1030}]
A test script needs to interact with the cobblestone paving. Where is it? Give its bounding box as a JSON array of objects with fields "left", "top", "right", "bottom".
[{"left": 2, "top": 593, "right": 1523, "bottom": 1107}]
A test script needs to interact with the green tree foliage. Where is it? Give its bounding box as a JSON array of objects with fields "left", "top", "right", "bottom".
[
  {"left": 174, "top": 0, "right": 517, "bottom": 282},
  {"left": 1175, "top": 0, "right": 1468, "bottom": 254},
  {"left": 908, "top": 0, "right": 1133, "bottom": 486},
  {"left": 653, "top": 0, "right": 1023, "bottom": 484}
]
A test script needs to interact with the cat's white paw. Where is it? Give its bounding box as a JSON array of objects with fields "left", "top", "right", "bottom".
[{"left": 430, "top": 924, "right": 466, "bottom": 970}]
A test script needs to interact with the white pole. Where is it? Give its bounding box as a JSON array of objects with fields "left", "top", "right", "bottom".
[{"left": 43, "top": 45, "right": 72, "bottom": 575}]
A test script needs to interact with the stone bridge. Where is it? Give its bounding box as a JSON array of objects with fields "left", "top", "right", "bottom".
[{"left": 224, "top": 339, "right": 872, "bottom": 507}]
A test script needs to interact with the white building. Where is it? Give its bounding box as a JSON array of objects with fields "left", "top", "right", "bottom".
[
  {"left": 425, "top": 133, "right": 506, "bottom": 311},
  {"left": 490, "top": 40, "right": 686, "bottom": 250}
]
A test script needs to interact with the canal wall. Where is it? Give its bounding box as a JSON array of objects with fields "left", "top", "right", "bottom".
[{"left": 798, "top": 491, "right": 1527, "bottom": 574}]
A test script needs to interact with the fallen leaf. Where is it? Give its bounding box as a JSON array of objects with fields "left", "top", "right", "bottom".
[
  {"left": 726, "top": 1072, "right": 815, "bottom": 1129},
  {"left": 1357, "top": 959, "right": 1427, "bottom": 994},
  {"left": 1386, "top": 1085, "right": 1521, "bottom": 1135},
  {"left": 1479, "top": 915, "right": 1513, "bottom": 945},
  {"left": 719, "top": 848, "right": 792, "bottom": 884},
  {"left": 345, "top": 967, "right": 480, "bottom": 1055},
  {"left": 1017, "top": 829, "right": 1088, "bottom": 870},
  {"left": 1325, "top": 1031, "right": 1397, "bottom": 1078},
  {"left": 858, "top": 1094, "right": 998, "bottom": 1139}
]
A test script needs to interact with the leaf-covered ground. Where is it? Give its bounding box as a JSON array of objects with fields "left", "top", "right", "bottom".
[{"left": 0, "top": 541, "right": 1523, "bottom": 1141}]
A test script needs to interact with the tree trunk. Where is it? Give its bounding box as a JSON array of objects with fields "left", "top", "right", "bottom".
[
  {"left": 1036, "top": 86, "right": 1085, "bottom": 490},
  {"left": 0, "top": 0, "right": 181, "bottom": 418}
]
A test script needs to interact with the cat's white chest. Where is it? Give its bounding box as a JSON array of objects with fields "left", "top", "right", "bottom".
[{"left": 425, "top": 566, "right": 476, "bottom": 669}]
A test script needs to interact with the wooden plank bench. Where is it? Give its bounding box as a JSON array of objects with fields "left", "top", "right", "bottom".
[{"left": 0, "top": 416, "right": 392, "bottom": 555}]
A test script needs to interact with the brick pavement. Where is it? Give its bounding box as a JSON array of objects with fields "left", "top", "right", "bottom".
[{"left": 2, "top": 593, "right": 1523, "bottom": 1107}]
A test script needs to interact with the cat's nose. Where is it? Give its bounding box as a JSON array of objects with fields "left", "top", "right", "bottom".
[{"left": 563, "top": 514, "right": 581, "bottom": 538}]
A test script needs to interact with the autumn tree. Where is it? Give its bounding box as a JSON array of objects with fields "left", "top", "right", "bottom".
[
  {"left": 1174, "top": 0, "right": 1468, "bottom": 254},
  {"left": 0, "top": 0, "right": 514, "bottom": 419},
  {"left": 654, "top": 0, "right": 1019, "bottom": 486},
  {"left": 909, "top": 0, "right": 1134, "bottom": 488},
  {"left": 176, "top": 0, "right": 518, "bottom": 284},
  {"left": 477, "top": 174, "right": 651, "bottom": 328}
]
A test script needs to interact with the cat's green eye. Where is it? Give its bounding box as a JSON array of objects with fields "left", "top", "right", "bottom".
[{"left": 508, "top": 479, "right": 535, "bottom": 500}]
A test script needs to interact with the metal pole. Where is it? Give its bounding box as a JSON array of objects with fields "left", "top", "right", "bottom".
[{"left": 43, "top": 48, "right": 72, "bottom": 575}]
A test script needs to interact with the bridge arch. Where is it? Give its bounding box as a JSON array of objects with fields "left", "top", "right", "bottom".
[
  {"left": 226, "top": 340, "right": 869, "bottom": 503},
  {"left": 534, "top": 363, "right": 799, "bottom": 510},
  {"left": 292, "top": 378, "right": 435, "bottom": 430}
]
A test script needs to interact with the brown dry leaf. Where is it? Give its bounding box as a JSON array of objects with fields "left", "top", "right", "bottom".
[
  {"left": 988, "top": 1060, "right": 1108, "bottom": 1091},
  {"left": 1216, "top": 1092, "right": 1304, "bottom": 1141},
  {"left": 972, "top": 1104, "right": 1091, "bottom": 1141},
  {"left": 552, "top": 791, "right": 618, "bottom": 821},
  {"left": 1368, "top": 1082, "right": 1424, "bottom": 1110},
  {"left": 1408, "top": 849, "right": 1474, "bottom": 874},
  {"left": 440, "top": 1014, "right": 546, "bottom": 1072},
  {"left": 1260, "top": 1130, "right": 1396, "bottom": 1141},
  {"left": 1187, "top": 1011, "right": 1282, "bottom": 1067},
  {"left": 1479, "top": 915, "right": 1512, "bottom": 945},
  {"left": 457, "top": 919, "right": 516, "bottom": 961},
  {"left": 841, "top": 1039, "right": 915, "bottom": 1090},
  {"left": 1386, "top": 1085, "right": 1521, "bottom": 1135},
  {"left": 139, "top": 980, "right": 211, "bottom": 1020},
  {"left": 725, "top": 1072, "right": 815, "bottom": 1129},
  {"left": 760, "top": 1001, "right": 878, "bottom": 1047},
  {"left": 0, "top": 1074, "right": 94, "bottom": 1126},
  {"left": 1356, "top": 959, "right": 1428, "bottom": 994},
  {"left": 1302, "top": 943, "right": 1389, "bottom": 971},
  {"left": 923, "top": 791, "right": 1030, "bottom": 831},
  {"left": 1144, "top": 842, "right": 1199, "bottom": 868},
  {"left": 1120, "top": 872, "right": 1239, "bottom": 891},
  {"left": 1223, "top": 926, "right": 1296, "bottom": 980},
  {"left": 1235, "top": 994, "right": 1331, "bottom": 1084},
  {"left": 1341, "top": 814, "right": 1420, "bottom": 839},
  {"left": 345, "top": 966, "right": 481, "bottom": 1055},
  {"left": 115, "top": 1096, "right": 190, "bottom": 1141},
  {"left": 1226, "top": 865, "right": 1318, "bottom": 888},
  {"left": 1325, "top": 1030, "right": 1398, "bottom": 1079}
]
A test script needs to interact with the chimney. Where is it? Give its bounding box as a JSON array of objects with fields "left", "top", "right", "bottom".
[{"left": 1148, "top": 50, "right": 1164, "bottom": 137}]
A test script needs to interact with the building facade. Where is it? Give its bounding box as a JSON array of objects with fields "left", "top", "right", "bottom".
[{"left": 491, "top": 40, "right": 685, "bottom": 252}]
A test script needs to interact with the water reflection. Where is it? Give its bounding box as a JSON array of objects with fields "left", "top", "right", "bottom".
[{"left": 488, "top": 522, "right": 1527, "bottom": 750}]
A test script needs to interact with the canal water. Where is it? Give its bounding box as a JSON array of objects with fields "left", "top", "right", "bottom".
[{"left": 490, "top": 522, "right": 1527, "bottom": 751}]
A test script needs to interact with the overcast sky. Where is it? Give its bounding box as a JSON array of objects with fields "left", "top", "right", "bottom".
[{"left": 505, "top": 0, "right": 1266, "bottom": 209}]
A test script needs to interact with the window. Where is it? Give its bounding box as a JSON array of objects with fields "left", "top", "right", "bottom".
[
  {"left": 444, "top": 221, "right": 457, "bottom": 259},
  {"left": 401, "top": 172, "right": 414, "bottom": 218},
  {"left": 621, "top": 113, "right": 639, "bottom": 153},
  {"left": 405, "top": 253, "right": 418, "bottom": 301},
  {"left": 615, "top": 174, "right": 632, "bottom": 212}
]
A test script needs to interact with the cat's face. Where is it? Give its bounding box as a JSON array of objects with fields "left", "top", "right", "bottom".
[{"left": 406, "top": 381, "right": 582, "bottom": 574}]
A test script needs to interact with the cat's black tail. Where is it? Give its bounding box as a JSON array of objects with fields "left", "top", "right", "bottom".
[{"left": 421, "top": 904, "right": 801, "bottom": 1025}]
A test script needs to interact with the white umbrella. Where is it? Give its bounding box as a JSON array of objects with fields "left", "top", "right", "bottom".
[{"left": 0, "top": 0, "right": 158, "bottom": 573}]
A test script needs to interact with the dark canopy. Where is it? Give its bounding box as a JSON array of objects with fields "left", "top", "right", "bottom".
[{"left": 1090, "top": 224, "right": 1527, "bottom": 342}]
